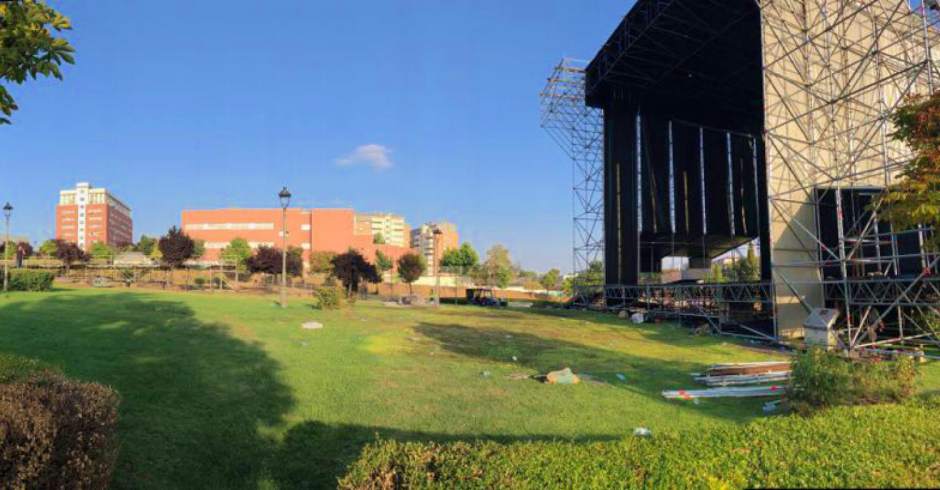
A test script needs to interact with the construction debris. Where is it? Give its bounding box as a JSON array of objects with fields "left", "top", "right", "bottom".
[
  {"left": 695, "top": 371, "right": 790, "bottom": 387},
  {"left": 690, "top": 361, "right": 791, "bottom": 386},
  {"left": 664, "top": 361, "right": 791, "bottom": 400},
  {"left": 662, "top": 385, "right": 785, "bottom": 399},
  {"left": 700, "top": 361, "right": 790, "bottom": 377}
]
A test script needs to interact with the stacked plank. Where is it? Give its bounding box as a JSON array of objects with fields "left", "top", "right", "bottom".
[
  {"left": 693, "top": 361, "right": 791, "bottom": 387},
  {"left": 662, "top": 361, "right": 791, "bottom": 400}
]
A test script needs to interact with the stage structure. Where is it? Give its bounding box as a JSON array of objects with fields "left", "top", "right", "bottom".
[
  {"left": 546, "top": 0, "right": 940, "bottom": 348},
  {"left": 540, "top": 59, "right": 605, "bottom": 294}
]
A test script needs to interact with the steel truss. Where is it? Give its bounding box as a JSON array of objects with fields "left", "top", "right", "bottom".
[
  {"left": 760, "top": 0, "right": 940, "bottom": 348},
  {"left": 605, "top": 281, "right": 777, "bottom": 339},
  {"left": 540, "top": 59, "right": 604, "bottom": 298}
]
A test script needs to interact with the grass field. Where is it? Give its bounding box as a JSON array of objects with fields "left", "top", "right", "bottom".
[{"left": 1, "top": 287, "right": 937, "bottom": 488}]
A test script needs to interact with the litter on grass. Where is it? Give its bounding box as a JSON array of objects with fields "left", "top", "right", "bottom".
[
  {"left": 545, "top": 367, "right": 580, "bottom": 385},
  {"left": 763, "top": 399, "right": 783, "bottom": 413},
  {"left": 301, "top": 321, "right": 324, "bottom": 330},
  {"left": 633, "top": 427, "right": 651, "bottom": 437}
]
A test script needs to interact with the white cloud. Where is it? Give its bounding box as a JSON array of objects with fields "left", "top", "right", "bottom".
[{"left": 335, "top": 144, "right": 393, "bottom": 170}]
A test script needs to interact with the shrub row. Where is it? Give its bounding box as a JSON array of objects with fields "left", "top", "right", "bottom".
[
  {"left": 6, "top": 270, "right": 55, "bottom": 291},
  {"left": 787, "top": 348, "right": 917, "bottom": 414},
  {"left": 340, "top": 396, "right": 940, "bottom": 489},
  {"left": 0, "top": 370, "right": 120, "bottom": 489}
]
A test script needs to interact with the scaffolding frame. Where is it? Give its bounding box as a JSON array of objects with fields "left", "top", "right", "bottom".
[
  {"left": 540, "top": 59, "right": 605, "bottom": 298},
  {"left": 760, "top": 0, "right": 940, "bottom": 348}
]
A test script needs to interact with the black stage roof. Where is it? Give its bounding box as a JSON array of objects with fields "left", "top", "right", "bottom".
[{"left": 585, "top": 0, "right": 763, "bottom": 124}]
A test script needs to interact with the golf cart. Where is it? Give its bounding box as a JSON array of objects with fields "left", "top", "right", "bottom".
[{"left": 466, "top": 287, "right": 507, "bottom": 307}]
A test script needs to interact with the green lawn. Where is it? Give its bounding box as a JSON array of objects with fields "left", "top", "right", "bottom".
[{"left": 1, "top": 287, "right": 937, "bottom": 488}]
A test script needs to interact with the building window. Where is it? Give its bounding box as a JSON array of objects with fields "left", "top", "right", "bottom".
[{"left": 185, "top": 222, "right": 274, "bottom": 231}]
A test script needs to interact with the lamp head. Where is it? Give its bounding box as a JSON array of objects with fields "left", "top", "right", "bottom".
[{"left": 278, "top": 187, "right": 292, "bottom": 209}]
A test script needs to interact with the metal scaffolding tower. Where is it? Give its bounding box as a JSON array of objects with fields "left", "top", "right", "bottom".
[
  {"left": 760, "top": 0, "right": 940, "bottom": 348},
  {"left": 552, "top": 0, "right": 940, "bottom": 349},
  {"left": 540, "top": 59, "right": 604, "bottom": 291}
]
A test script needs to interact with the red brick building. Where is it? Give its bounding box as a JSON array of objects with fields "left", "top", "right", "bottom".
[
  {"left": 181, "top": 208, "right": 410, "bottom": 270},
  {"left": 56, "top": 182, "right": 133, "bottom": 251}
]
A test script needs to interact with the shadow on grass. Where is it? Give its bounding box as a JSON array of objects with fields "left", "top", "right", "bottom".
[
  {"left": 413, "top": 322, "right": 765, "bottom": 419},
  {"left": 0, "top": 292, "right": 294, "bottom": 489}
]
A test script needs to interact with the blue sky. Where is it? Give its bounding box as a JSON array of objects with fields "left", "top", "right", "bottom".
[{"left": 1, "top": 1, "right": 630, "bottom": 273}]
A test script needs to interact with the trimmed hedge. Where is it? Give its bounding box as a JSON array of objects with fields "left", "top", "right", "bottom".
[
  {"left": 0, "top": 371, "right": 120, "bottom": 489},
  {"left": 7, "top": 270, "right": 55, "bottom": 291},
  {"left": 340, "top": 396, "right": 940, "bottom": 489}
]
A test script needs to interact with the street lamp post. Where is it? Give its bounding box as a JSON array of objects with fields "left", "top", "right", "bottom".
[
  {"left": 433, "top": 228, "right": 443, "bottom": 307},
  {"left": 278, "top": 187, "right": 292, "bottom": 308},
  {"left": 3, "top": 202, "right": 12, "bottom": 293}
]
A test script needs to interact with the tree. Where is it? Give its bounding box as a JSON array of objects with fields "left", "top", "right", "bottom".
[
  {"left": 39, "top": 239, "right": 58, "bottom": 257},
  {"left": 53, "top": 239, "right": 86, "bottom": 273},
  {"left": 220, "top": 238, "right": 252, "bottom": 271},
  {"left": 877, "top": 92, "right": 940, "bottom": 250},
  {"left": 330, "top": 249, "right": 380, "bottom": 296},
  {"left": 308, "top": 251, "right": 336, "bottom": 274},
  {"left": 89, "top": 242, "right": 116, "bottom": 261},
  {"left": 396, "top": 252, "right": 426, "bottom": 295},
  {"left": 192, "top": 240, "right": 206, "bottom": 260},
  {"left": 246, "top": 246, "right": 302, "bottom": 277},
  {"left": 375, "top": 250, "right": 393, "bottom": 279},
  {"left": 540, "top": 268, "right": 562, "bottom": 291},
  {"left": 708, "top": 262, "right": 727, "bottom": 283},
  {"left": 373, "top": 232, "right": 385, "bottom": 245},
  {"left": 134, "top": 235, "right": 157, "bottom": 256},
  {"left": 157, "top": 226, "right": 194, "bottom": 268},
  {"left": 0, "top": 1, "right": 75, "bottom": 124},
  {"left": 563, "top": 261, "right": 604, "bottom": 296},
  {"left": 15, "top": 241, "right": 33, "bottom": 261},
  {"left": 475, "top": 244, "right": 513, "bottom": 288},
  {"left": 440, "top": 243, "right": 479, "bottom": 275},
  {"left": 4, "top": 241, "right": 31, "bottom": 259},
  {"left": 734, "top": 244, "right": 760, "bottom": 282}
]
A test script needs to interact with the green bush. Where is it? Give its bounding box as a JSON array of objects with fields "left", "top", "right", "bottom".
[
  {"left": 313, "top": 285, "right": 345, "bottom": 310},
  {"left": 193, "top": 276, "right": 207, "bottom": 289},
  {"left": 119, "top": 268, "right": 135, "bottom": 287},
  {"left": 788, "top": 348, "right": 917, "bottom": 414},
  {"left": 340, "top": 396, "right": 940, "bottom": 489},
  {"left": 0, "top": 372, "right": 120, "bottom": 489},
  {"left": 7, "top": 270, "right": 55, "bottom": 291}
]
